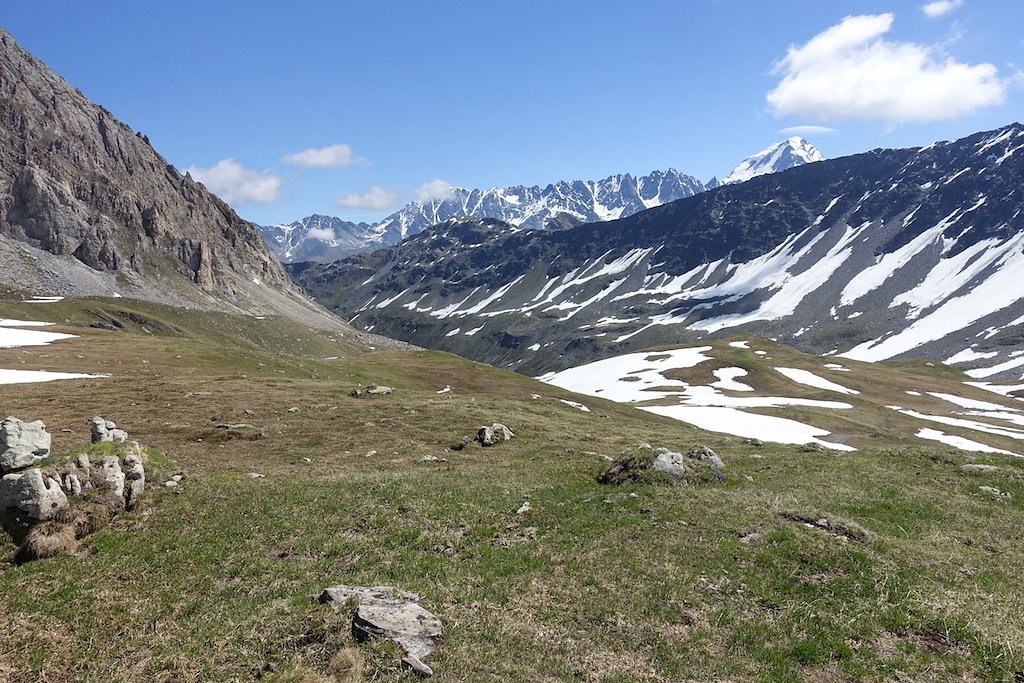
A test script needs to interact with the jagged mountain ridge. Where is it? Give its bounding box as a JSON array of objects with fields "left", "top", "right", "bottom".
[
  {"left": 259, "top": 168, "right": 707, "bottom": 263},
  {"left": 291, "top": 124, "right": 1024, "bottom": 378},
  {"left": 262, "top": 138, "right": 825, "bottom": 264},
  {"left": 0, "top": 29, "right": 332, "bottom": 322}
]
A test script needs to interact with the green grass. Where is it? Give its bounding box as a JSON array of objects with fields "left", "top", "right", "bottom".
[{"left": 0, "top": 298, "right": 1021, "bottom": 681}]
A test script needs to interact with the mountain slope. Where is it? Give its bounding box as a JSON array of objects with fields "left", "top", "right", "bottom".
[
  {"left": 0, "top": 29, "right": 331, "bottom": 323},
  {"left": 292, "top": 124, "right": 1024, "bottom": 377}
]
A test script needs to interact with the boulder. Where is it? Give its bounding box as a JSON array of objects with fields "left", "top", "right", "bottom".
[
  {"left": 686, "top": 445, "right": 725, "bottom": 470},
  {"left": 476, "top": 423, "right": 514, "bottom": 446},
  {"left": 0, "top": 468, "right": 69, "bottom": 531},
  {"left": 651, "top": 448, "right": 692, "bottom": 480},
  {"left": 366, "top": 385, "right": 393, "bottom": 395},
  {"left": 90, "top": 417, "right": 122, "bottom": 444},
  {"left": 0, "top": 417, "right": 52, "bottom": 473},
  {"left": 317, "top": 584, "right": 443, "bottom": 677}
]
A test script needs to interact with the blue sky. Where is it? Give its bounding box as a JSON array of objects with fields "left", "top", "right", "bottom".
[{"left": 4, "top": 1, "right": 1022, "bottom": 225}]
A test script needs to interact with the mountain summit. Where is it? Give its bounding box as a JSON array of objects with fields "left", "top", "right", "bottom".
[{"left": 712, "top": 137, "right": 825, "bottom": 187}]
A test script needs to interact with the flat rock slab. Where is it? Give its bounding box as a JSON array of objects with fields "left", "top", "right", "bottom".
[{"left": 317, "top": 584, "right": 442, "bottom": 676}]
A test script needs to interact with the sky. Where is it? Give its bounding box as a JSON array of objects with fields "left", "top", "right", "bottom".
[{"left": 4, "top": 1, "right": 1023, "bottom": 226}]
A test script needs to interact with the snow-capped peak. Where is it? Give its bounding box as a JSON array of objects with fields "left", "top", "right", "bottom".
[{"left": 719, "top": 137, "right": 825, "bottom": 186}]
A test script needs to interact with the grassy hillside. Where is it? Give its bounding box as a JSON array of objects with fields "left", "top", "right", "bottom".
[{"left": 0, "top": 293, "right": 1021, "bottom": 682}]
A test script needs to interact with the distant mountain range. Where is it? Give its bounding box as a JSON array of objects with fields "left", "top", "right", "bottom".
[
  {"left": 290, "top": 124, "right": 1024, "bottom": 380},
  {"left": 257, "top": 138, "right": 824, "bottom": 262}
]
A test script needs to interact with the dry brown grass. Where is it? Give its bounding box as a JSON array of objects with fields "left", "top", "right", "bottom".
[{"left": 14, "top": 521, "right": 76, "bottom": 564}]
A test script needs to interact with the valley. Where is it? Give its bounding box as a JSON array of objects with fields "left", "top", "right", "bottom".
[
  {"left": 1, "top": 17, "right": 1023, "bottom": 683},
  {"left": 0, "top": 291, "right": 1022, "bottom": 682}
]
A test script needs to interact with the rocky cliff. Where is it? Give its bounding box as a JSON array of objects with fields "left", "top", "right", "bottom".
[{"left": 0, "top": 29, "right": 314, "bottom": 317}]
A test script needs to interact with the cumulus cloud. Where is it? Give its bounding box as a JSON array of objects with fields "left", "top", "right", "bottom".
[
  {"left": 766, "top": 13, "right": 1007, "bottom": 123},
  {"left": 778, "top": 125, "right": 839, "bottom": 136},
  {"left": 921, "top": 0, "right": 963, "bottom": 18},
  {"left": 306, "top": 227, "right": 336, "bottom": 241},
  {"left": 186, "top": 159, "right": 281, "bottom": 205},
  {"left": 335, "top": 186, "right": 401, "bottom": 211},
  {"left": 282, "top": 144, "right": 365, "bottom": 168},
  {"left": 414, "top": 178, "right": 456, "bottom": 202}
]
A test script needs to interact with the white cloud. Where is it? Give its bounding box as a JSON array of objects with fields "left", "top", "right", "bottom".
[
  {"left": 414, "top": 178, "right": 456, "bottom": 202},
  {"left": 306, "top": 227, "right": 336, "bottom": 241},
  {"left": 282, "top": 144, "right": 365, "bottom": 168},
  {"left": 921, "top": 0, "right": 963, "bottom": 18},
  {"left": 186, "top": 159, "right": 281, "bottom": 205},
  {"left": 778, "top": 125, "right": 839, "bottom": 136},
  {"left": 766, "top": 13, "right": 1007, "bottom": 123},
  {"left": 335, "top": 186, "right": 401, "bottom": 211}
]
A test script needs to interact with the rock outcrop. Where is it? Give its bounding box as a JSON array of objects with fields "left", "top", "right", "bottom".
[{"left": 0, "top": 29, "right": 350, "bottom": 330}]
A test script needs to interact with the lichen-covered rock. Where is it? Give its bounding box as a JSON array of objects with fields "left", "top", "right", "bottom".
[
  {"left": 317, "top": 584, "right": 443, "bottom": 677},
  {"left": 476, "top": 423, "right": 514, "bottom": 446},
  {"left": 0, "top": 417, "right": 52, "bottom": 473}
]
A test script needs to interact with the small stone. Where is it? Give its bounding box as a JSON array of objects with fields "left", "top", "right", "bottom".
[
  {"left": 287, "top": 407, "right": 299, "bottom": 413},
  {"left": 979, "top": 485, "right": 1011, "bottom": 500},
  {"left": 366, "top": 385, "right": 393, "bottom": 395},
  {"left": 164, "top": 480, "right": 178, "bottom": 488},
  {"left": 365, "top": 450, "right": 377, "bottom": 458},
  {"left": 516, "top": 501, "right": 532, "bottom": 514},
  {"left": 419, "top": 455, "right": 447, "bottom": 463},
  {"left": 171, "top": 474, "right": 183, "bottom": 482},
  {"left": 302, "top": 457, "right": 312, "bottom": 463},
  {"left": 739, "top": 531, "right": 761, "bottom": 544},
  {"left": 960, "top": 464, "right": 998, "bottom": 473},
  {"left": 247, "top": 472, "right": 266, "bottom": 479}
]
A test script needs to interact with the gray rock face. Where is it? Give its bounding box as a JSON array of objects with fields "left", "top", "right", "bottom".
[
  {"left": 317, "top": 584, "right": 443, "bottom": 677},
  {"left": 0, "top": 467, "right": 68, "bottom": 521},
  {"left": 0, "top": 416, "right": 52, "bottom": 473},
  {"left": 477, "top": 423, "right": 514, "bottom": 446}
]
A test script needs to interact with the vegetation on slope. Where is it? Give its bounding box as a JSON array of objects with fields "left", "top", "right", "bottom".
[{"left": 0, "top": 293, "right": 1021, "bottom": 682}]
